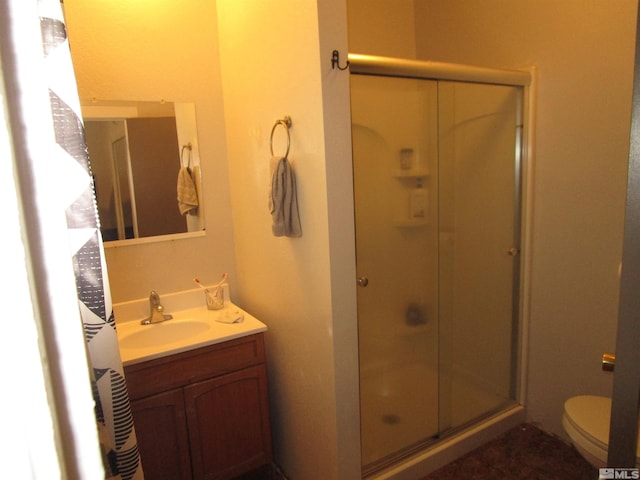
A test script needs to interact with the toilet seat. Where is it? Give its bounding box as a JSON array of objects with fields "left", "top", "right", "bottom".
[{"left": 562, "top": 395, "right": 640, "bottom": 468}]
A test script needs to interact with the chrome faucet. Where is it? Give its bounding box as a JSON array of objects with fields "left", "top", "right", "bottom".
[{"left": 141, "top": 291, "right": 173, "bottom": 325}]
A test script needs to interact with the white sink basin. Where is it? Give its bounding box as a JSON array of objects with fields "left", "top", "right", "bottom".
[
  {"left": 114, "top": 292, "right": 268, "bottom": 366},
  {"left": 119, "top": 320, "right": 211, "bottom": 349}
]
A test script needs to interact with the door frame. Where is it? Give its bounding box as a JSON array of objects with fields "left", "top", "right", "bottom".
[{"left": 608, "top": 4, "right": 640, "bottom": 469}]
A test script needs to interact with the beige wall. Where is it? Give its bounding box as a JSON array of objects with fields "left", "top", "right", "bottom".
[
  {"left": 216, "top": 1, "right": 359, "bottom": 478},
  {"left": 347, "top": 0, "right": 417, "bottom": 57},
  {"left": 64, "top": 0, "right": 236, "bottom": 301}
]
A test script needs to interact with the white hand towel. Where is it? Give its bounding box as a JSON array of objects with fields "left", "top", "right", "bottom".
[
  {"left": 269, "top": 156, "right": 302, "bottom": 237},
  {"left": 177, "top": 166, "right": 199, "bottom": 215}
]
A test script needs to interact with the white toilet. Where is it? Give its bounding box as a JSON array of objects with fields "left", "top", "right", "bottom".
[{"left": 562, "top": 395, "right": 640, "bottom": 468}]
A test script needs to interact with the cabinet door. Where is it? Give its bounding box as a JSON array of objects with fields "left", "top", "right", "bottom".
[
  {"left": 185, "top": 365, "right": 272, "bottom": 480},
  {"left": 131, "top": 388, "right": 192, "bottom": 480}
]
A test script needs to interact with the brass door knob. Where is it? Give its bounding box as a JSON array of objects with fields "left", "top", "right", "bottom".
[{"left": 602, "top": 353, "right": 616, "bottom": 372}]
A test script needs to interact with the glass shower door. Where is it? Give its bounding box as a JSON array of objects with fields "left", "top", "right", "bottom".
[
  {"left": 351, "top": 74, "right": 440, "bottom": 470},
  {"left": 351, "top": 73, "right": 522, "bottom": 472},
  {"left": 436, "top": 81, "right": 521, "bottom": 433}
]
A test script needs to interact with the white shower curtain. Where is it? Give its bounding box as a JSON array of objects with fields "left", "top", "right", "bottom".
[
  {"left": 1, "top": 1, "right": 142, "bottom": 478},
  {"left": 42, "top": 3, "right": 143, "bottom": 478}
]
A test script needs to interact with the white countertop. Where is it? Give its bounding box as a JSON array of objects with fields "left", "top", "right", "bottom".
[{"left": 114, "top": 286, "right": 267, "bottom": 366}]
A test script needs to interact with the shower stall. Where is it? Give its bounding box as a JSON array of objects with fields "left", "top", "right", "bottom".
[{"left": 349, "top": 55, "right": 532, "bottom": 476}]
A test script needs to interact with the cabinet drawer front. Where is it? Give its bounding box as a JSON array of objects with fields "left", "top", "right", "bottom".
[{"left": 125, "top": 334, "right": 265, "bottom": 399}]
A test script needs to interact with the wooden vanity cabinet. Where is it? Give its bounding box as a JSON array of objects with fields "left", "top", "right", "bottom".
[{"left": 124, "top": 333, "right": 272, "bottom": 480}]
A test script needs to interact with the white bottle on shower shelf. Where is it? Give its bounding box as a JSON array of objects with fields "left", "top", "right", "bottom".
[{"left": 409, "top": 181, "right": 428, "bottom": 219}]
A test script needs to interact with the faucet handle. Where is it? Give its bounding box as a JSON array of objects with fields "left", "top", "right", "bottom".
[
  {"left": 141, "top": 291, "right": 173, "bottom": 325},
  {"left": 150, "top": 290, "right": 160, "bottom": 306}
]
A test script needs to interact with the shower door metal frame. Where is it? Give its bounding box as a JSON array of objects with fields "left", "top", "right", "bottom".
[{"left": 348, "top": 52, "right": 535, "bottom": 412}]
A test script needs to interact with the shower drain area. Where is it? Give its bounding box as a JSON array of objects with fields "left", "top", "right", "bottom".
[
  {"left": 360, "top": 363, "right": 510, "bottom": 468},
  {"left": 360, "top": 363, "right": 439, "bottom": 466}
]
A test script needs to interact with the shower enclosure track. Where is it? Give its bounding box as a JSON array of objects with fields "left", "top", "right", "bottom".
[{"left": 347, "top": 53, "right": 532, "bottom": 87}]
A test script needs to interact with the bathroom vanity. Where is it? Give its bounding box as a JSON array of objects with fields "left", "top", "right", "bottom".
[{"left": 115, "top": 290, "right": 272, "bottom": 479}]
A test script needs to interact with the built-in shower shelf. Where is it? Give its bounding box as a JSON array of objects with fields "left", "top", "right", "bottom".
[
  {"left": 393, "top": 168, "right": 429, "bottom": 179},
  {"left": 393, "top": 219, "right": 429, "bottom": 228}
]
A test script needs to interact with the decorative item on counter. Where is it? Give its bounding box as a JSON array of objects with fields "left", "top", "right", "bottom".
[
  {"left": 194, "top": 273, "right": 227, "bottom": 310},
  {"left": 400, "top": 148, "right": 414, "bottom": 170}
]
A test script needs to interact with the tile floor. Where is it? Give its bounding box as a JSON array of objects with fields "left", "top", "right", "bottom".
[
  {"left": 421, "top": 423, "right": 598, "bottom": 480},
  {"left": 239, "top": 423, "right": 598, "bottom": 479}
]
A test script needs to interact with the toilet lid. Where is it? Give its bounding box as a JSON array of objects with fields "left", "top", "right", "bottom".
[{"left": 564, "top": 395, "right": 640, "bottom": 458}]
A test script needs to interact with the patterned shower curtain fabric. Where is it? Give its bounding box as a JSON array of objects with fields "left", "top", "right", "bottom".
[{"left": 39, "top": 1, "right": 142, "bottom": 478}]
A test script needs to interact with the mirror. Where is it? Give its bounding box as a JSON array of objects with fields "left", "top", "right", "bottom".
[{"left": 82, "top": 100, "right": 205, "bottom": 244}]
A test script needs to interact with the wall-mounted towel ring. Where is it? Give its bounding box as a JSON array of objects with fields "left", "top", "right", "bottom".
[{"left": 270, "top": 116, "right": 292, "bottom": 158}]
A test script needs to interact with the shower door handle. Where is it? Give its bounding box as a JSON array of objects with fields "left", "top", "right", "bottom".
[{"left": 357, "top": 276, "right": 369, "bottom": 287}]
